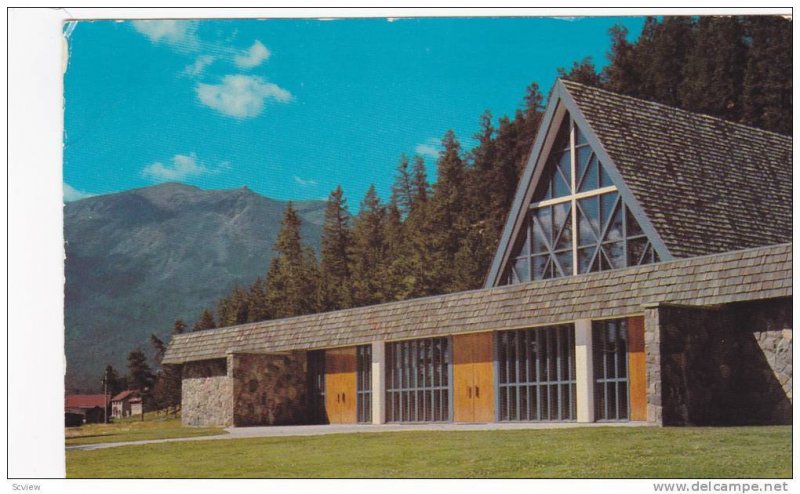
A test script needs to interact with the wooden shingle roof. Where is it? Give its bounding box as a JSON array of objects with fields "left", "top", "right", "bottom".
[
  {"left": 561, "top": 80, "right": 792, "bottom": 259},
  {"left": 163, "top": 243, "right": 791, "bottom": 364}
]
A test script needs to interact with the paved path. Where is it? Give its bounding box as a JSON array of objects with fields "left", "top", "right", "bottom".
[{"left": 66, "top": 421, "right": 649, "bottom": 452}]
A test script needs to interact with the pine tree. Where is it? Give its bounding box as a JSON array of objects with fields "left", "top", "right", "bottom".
[
  {"left": 391, "top": 155, "right": 416, "bottom": 218},
  {"left": 558, "top": 57, "right": 604, "bottom": 86},
  {"left": 350, "top": 185, "right": 388, "bottom": 306},
  {"left": 246, "top": 276, "right": 270, "bottom": 322},
  {"left": 265, "top": 203, "right": 320, "bottom": 318},
  {"left": 217, "top": 286, "right": 249, "bottom": 326},
  {"left": 426, "top": 130, "right": 468, "bottom": 293},
  {"left": 193, "top": 309, "right": 216, "bottom": 331},
  {"left": 150, "top": 334, "right": 166, "bottom": 364},
  {"left": 411, "top": 155, "right": 429, "bottom": 208},
  {"left": 150, "top": 322, "right": 184, "bottom": 410},
  {"left": 319, "top": 186, "right": 354, "bottom": 311},
  {"left": 172, "top": 319, "right": 187, "bottom": 335},
  {"left": 127, "top": 349, "right": 155, "bottom": 393},
  {"left": 679, "top": 16, "right": 746, "bottom": 122},
  {"left": 604, "top": 24, "right": 642, "bottom": 97},
  {"left": 102, "top": 364, "right": 126, "bottom": 396},
  {"left": 381, "top": 197, "right": 408, "bottom": 301},
  {"left": 741, "top": 16, "right": 792, "bottom": 134}
]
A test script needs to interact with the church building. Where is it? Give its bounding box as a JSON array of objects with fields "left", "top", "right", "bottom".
[{"left": 163, "top": 80, "right": 792, "bottom": 428}]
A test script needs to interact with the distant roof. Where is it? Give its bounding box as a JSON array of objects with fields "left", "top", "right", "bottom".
[
  {"left": 111, "top": 390, "right": 138, "bottom": 402},
  {"left": 65, "top": 394, "right": 108, "bottom": 409},
  {"left": 164, "top": 242, "right": 791, "bottom": 365},
  {"left": 561, "top": 80, "right": 792, "bottom": 258}
]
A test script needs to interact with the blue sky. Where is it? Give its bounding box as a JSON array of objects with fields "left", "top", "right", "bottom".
[{"left": 63, "top": 16, "right": 644, "bottom": 207}]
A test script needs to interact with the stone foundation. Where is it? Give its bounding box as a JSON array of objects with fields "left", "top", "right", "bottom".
[
  {"left": 645, "top": 297, "right": 791, "bottom": 426},
  {"left": 181, "top": 358, "right": 233, "bottom": 427},
  {"left": 230, "top": 352, "right": 308, "bottom": 426}
]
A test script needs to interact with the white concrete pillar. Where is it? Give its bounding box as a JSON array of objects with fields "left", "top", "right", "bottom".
[
  {"left": 575, "top": 319, "right": 595, "bottom": 423},
  {"left": 371, "top": 340, "right": 386, "bottom": 424}
]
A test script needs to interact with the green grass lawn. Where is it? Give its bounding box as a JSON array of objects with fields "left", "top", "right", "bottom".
[
  {"left": 66, "top": 425, "right": 790, "bottom": 478},
  {"left": 65, "top": 415, "right": 225, "bottom": 446}
]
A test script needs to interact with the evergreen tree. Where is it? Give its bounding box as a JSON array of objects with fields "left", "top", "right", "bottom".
[
  {"left": 558, "top": 57, "right": 604, "bottom": 86},
  {"left": 426, "top": 130, "right": 468, "bottom": 293},
  {"left": 319, "top": 186, "right": 354, "bottom": 311},
  {"left": 679, "top": 16, "right": 746, "bottom": 122},
  {"left": 604, "top": 24, "right": 642, "bottom": 97},
  {"left": 411, "top": 155, "right": 430, "bottom": 208},
  {"left": 246, "top": 276, "right": 270, "bottom": 322},
  {"left": 741, "top": 16, "right": 792, "bottom": 134},
  {"left": 350, "top": 185, "right": 387, "bottom": 306},
  {"left": 150, "top": 334, "right": 166, "bottom": 364},
  {"left": 391, "top": 155, "right": 416, "bottom": 218},
  {"left": 217, "top": 286, "right": 249, "bottom": 326},
  {"left": 127, "top": 349, "right": 155, "bottom": 393},
  {"left": 149, "top": 322, "right": 183, "bottom": 410},
  {"left": 265, "top": 203, "right": 320, "bottom": 318},
  {"left": 172, "top": 319, "right": 187, "bottom": 335},
  {"left": 193, "top": 309, "right": 216, "bottom": 331},
  {"left": 381, "top": 197, "right": 408, "bottom": 301},
  {"left": 102, "top": 364, "right": 126, "bottom": 396}
]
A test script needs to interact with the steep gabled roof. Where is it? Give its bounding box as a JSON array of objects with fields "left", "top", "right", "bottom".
[
  {"left": 561, "top": 80, "right": 791, "bottom": 258},
  {"left": 486, "top": 79, "right": 791, "bottom": 287},
  {"left": 164, "top": 243, "right": 791, "bottom": 364}
]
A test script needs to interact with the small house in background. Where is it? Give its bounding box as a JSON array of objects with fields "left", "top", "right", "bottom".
[
  {"left": 130, "top": 396, "right": 143, "bottom": 416},
  {"left": 110, "top": 390, "right": 141, "bottom": 419},
  {"left": 64, "top": 394, "right": 109, "bottom": 426}
]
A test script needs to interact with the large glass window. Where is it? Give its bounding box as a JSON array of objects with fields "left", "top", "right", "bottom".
[
  {"left": 497, "top": 325, "right": 576, "bottom": 421},
  {"left": 502, "top": 115, "right": 659, "bottom": 285},
  {"left": 356, "top": 345, "right": 372, "bottom": 423},
  {"left": 593, "top": 319, "right": 629, "bottom": 421},
  {"left": 386, "top": 338, "right": 450, "bottom": 422}
]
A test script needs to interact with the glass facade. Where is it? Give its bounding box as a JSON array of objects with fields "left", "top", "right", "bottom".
[
  {"left": 502, "top": 115, "right": 659, "bottom": 285},
  {"left": 593, "top": 319, "right": 629, "bottom": 421},
  {"left": 356, "top": 344, "right": 372, "bottom": 423},
  {"left": 497, "top": 325, "right": 577, "bottom": 421},
  {"left": 386, "top": 338, "right": 450, "bottom": 422}
]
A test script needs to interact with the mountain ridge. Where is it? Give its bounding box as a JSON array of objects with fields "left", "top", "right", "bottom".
[{"left": 64, "top": 182, "right": 326, "bottom": 392}]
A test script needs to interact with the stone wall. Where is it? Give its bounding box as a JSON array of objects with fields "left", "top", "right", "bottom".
[
  {"left": 644, "top": 304, "right": 663, "bottom": 424},
  {"left": 181, "top": 357, "right": 233, "bottom": 427},
  {"left": 231, "top": 352, "right": 308, "bottom": 426},
  {"left": 645, "top": 297, "right": 791, "bottom": 426},
  {"left": 730, "top": 298, "right": 792, "bottom": 424}
]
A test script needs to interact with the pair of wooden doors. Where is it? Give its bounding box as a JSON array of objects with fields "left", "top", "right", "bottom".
[
  {"left": 453, "top": 332, "right": 495, "bottom": 422},
  {"left": 325, "top": 347, "right": 357, "bottom": 424}
]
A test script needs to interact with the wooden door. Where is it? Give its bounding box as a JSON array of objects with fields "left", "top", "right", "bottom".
[
  {"left": 453, "top": 333, "right": 495, "bottom": 422},
  {"left": 627, "top": 316, "right": 647, "bottom": 421},
  {"left": 325, "top": 347, "right": 358, "bottom": 424}
]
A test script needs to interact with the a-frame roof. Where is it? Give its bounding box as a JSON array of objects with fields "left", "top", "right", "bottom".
[{"left": 486, "top": 79, "right": 792, "bottom": 287}]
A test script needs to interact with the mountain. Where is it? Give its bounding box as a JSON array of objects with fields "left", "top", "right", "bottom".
[{"left": 64, "top": 183, "right": 326, "bottom": 393}]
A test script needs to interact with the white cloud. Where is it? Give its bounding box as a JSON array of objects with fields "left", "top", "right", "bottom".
[
  {"left": 415, "top": 138, "right": 441, "bottom": 159},
  {"left": 131, "top": 20, "right": 199, "bottom": 49},
  {"left": 234, "top": 40, "right": 270, "bottom": 69},
  {"left": 64, "top": 183, "right": 95, "bottom": 202},
  {"left": 184, "top": 55, "right": 216, "bottom": 76},
  {"left": 142, "top": 153, "right": 210, "bottom": 182},
  {"left": 195, "top": 75, "right": 292, "bottom": 118},
  {"left": 293, "top": 176, "right": 318, "bottom": 188}
]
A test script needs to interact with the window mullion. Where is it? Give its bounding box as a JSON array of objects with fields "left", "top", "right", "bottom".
[{"left": 570, "top": 118, "right": 579, "bottom": 276}]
